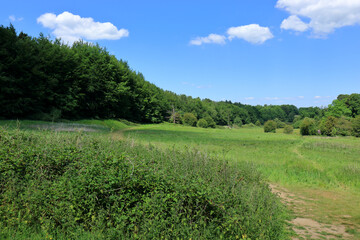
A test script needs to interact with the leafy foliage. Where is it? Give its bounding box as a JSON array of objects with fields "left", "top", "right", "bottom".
[
  {"left": 196, "top": 118, "right": 208, "bottom": 128},
  {"left": 352, "top": 115, "right": 360, "bottom": 137},
  {"left": 182, "top": 113, "right": 197, "bottom": 126},
  {"left": 0, "top": 128, "right": 289, "bottom": 239},
  {"left": 264, "top": 120, "right": 277, "bottom": 133},
  {"left": 300, "top": 117, "right": 317, "bottom": 136},
  {"left": 283, "top": 125, "right": 293, "bottom": 134}
]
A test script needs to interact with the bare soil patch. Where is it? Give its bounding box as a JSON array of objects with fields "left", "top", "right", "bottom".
[{"left": 270, "top": 184, "right": 354, "bottom": 239}]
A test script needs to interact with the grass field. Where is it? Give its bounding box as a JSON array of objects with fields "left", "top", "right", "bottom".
[
  {"left": 1, "top": 120, "right": 359, "bottom": 239},
  {"left": 122, "top": 123, "right": 360, "bottom": 237}
]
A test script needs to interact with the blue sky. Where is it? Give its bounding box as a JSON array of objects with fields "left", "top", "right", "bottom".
[{"left": 2, "top": 0, "right": 360, "bottom": 107}]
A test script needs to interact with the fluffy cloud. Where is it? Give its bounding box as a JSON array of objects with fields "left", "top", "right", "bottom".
[
  {"left": 37, "top": 11, "right": 129, "bottom": 44},
  {"left": 276, "top": 0, "right": 360, "bottom": 36},
  {"left": 189, "top": 33, "right": 226, "bottom": 46},
  {"left": 9, "top": 15, "right": 23, "bottom": 22},
  {"left": 280, "top": 15, "right": 309, "bottom": 32},
  {"left": 227, "top": 24, "right": 273, "bottom": 44}
]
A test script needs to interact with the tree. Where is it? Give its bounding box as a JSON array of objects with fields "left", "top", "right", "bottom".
[
  {"left": 197, "top": 118, "right": 208, "bottom": 128},
  {"left": 234, "top": 117, "right": 243, "bottom": 127},
  {"left": 283, "top": 125, "right": 293, "bottom": 134},
  {"left": 182, "top": 113, "right": 197, "bottom": 126},
  {"left": 264, "top": 120, "right": 276, "bottom": 133},
  {"left": 326, "top": 99, "right": 352, "bottom": 118},
  {"left": 300, "top": 118, "right": 317, "bottom": 136},
  {"left": 352, "top": 115, "right": 360, "bottom": 137}
]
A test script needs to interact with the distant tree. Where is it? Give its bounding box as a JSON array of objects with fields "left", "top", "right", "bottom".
[
  {"left": 352, "top": 115, "right": 360, "bottom": 137},
  {"left": 345, "top": 94, "right": 360, "bottom": 117},
  {"left": 326, "top": 99, "right": 352, "bottom": 118},
  {"left": 183, "top": 113, "right": 197, "bottom": 126},
  {"left": 320, "top": 116, "right": 336, "bottom": 136},
  {"left": 204, "top": 116, "right": 216, "bottom": 128},
  {"left": 197, "top": 118, "right": 208, "bottom": 128},
  {"left": 264, "top": 120, "right": 276, "bottom": 133},
  {"left": 300, "top": 117, "right": 317, "bottom": 136},
  {"left": 234, "top": 116, "right": 243, "bottom": 127},
  {"left": 274, "top": 118, "right": 285, "bottom": 128},
  {"left": 283, "top": 125, "right": 293, "bottom": 134}
]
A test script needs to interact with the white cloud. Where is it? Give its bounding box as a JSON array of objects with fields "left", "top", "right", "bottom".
[
  {"left": 9, "top": 15, "right": 23, "bottom": 22},
  {"left": 281, "top": 15, "right": 309, "bottom": 32},
  {"left": 298, "top": 96, "right": 305, "bottom": 99},
  {"left": 276, "top": 0, "right": 360, "bottom": 37},
  {"left": 265, "top": 97, "right": 280, "bottom": 100},
  {"left": 190, "top": 33, "right": 226, "bottom": 46},
  {"left": 227, "top": 24, "right": 273, "bottom": 44},
  {"left": 37, "top": 11, "right": 129, "bottom": 44},
  {"left": 245, "top": 97, "right": 255, "bottom": 100}
]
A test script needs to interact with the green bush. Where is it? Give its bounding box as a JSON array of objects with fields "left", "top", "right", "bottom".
[
  {"left": 264, "top": 120, "right": 277, "bottom": 133},
  {"left": 300, "top": 117, "right": 317, "bottom": 136},
  {"left": 204, "top": 116, "right": 216, "bottom": 128},
  {"left": 335, "top": 117, "right": 352, "bottom": 136},
  {"left": 292, "top": 120, "right": 302, "bottom": 129},
  {"left": 264, "top": 120, "right": 276, "bottom": 133},
  {"left": 274, "top": 118, "right": 285, "bottom": 128},
  {"left": 255, "top": 120, "right": 261, "bottom": 126},
  {"left": 320, "top": 116, "right": 336, "bottom": 136},
  {"left": 352, "top": 115, "right": 360, "bottom": 137},
  {"left": 0, "top": 128, "right": 289, "bottom": 239},
  {"left": 283, "top": 125, "right": 293, "bottom": 134},
  {"left": 234, "top": 117, "right": 243, "bottom": 127},
  {"left": 182, "top": 113, "right": 197, "bottom": 126},
  {"left": 197, "top": 118, "right": 208, "bottom": 128}
]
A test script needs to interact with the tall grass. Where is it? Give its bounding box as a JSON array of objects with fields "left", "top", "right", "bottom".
[{"left": 0, "top": 127, "right": 289, "bottom": 239}]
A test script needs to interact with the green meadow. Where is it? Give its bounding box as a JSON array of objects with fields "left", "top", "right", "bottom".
[
  {"left": 123, "top": 123, "right": 360, "bottom": 230},
  {"left": 1, "top": 120, "right": 359, "bottom": 239}
]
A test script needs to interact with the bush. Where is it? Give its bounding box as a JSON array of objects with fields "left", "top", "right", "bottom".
[
  {"left": 197, "top": 118, "right": 208, "bottom": 128},
  {"left": 335, "top": 117, "right": 352, "bottom": 136},
  {"left": 0, "top": 128, "right": 289, "bottom": 239},
  {"left": 233, "top": 117, "right": 243, "bottom": 127},
  {"left": 300, "top": 117, "right": 317, "bottom": 136},
  {"left": 255, "top": 120, "right": 261, "bottom": 126},
  {"left": 283, "top": 125, "right": 293, "bottom": 134},
  {"left": 274, "top": 118, "right": 285, "bottom": 128},
  {"left": 293, "top": 120, "right": 302, "bottom": 129},
  {"left": 352, "top": 115, "right": 360, "bottom": 137},
  {"left": 264, "top": 120, "right": 277, "bottom": 133},
  {"left": 182, "top": 113, "right": 197, "bottom": 126},
  {"left": 320, "top": 116, "right": 336, "bottom": 136},
  {"left": 204, "top": 116, "right": 216, "bottom": 128}
]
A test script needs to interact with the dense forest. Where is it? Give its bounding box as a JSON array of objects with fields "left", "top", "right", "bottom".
[{"left": 1, "top": 24, "right": 360, "bottom": 131}]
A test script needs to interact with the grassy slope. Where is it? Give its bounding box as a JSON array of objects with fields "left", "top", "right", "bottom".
[
  {"left": 0, "top": 120, "right": 289, "bottom": 239},
  {"left": 123, "top": 123, "right": 360, "bottom": 230}
]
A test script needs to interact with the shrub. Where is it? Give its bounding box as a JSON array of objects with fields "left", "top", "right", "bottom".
[
  {"left": 197, "top": 118, "right": 208, "bottom": 128},
  {"left": 335, "top": 117, "right": 352, "bottom": 136},
  {"left": 204, "top": 116, "right": 216, "bottom": 128},
  {"left": 182, "top": 113, "right": 197, "bottom": 126},
  {"left": 320, "top": 116, "right": 336, "bottom": 136},
  {"left": 274, "top": 118, "right": 286, "bottom": 128},
  {"left": 233, "top": 117, "right": 243, "bottom": 127},
  {"left": 264, "top": 120, "right": 276, "bottom": 133},
  {"left": 300, "top": 117, "right": 317, "bottom": 136},
  {"left": 283, "top": 125, "right": 293, "bottom": 134},
  {"left": 255, "top": 120, "right": 261, "bottom": 126},
  {"left": 352, "top": 115, "right": 360, "bottom": 137},
  {"left": 293, "top": 120, "right": 302, "bottom": 129},
  {"left": 0, "top": 128, "right": 289, "bottom": 239}
]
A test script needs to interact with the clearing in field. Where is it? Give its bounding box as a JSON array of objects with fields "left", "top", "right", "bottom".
[{"left": 120, "top": 123, "right": 360, "bottom": 239}]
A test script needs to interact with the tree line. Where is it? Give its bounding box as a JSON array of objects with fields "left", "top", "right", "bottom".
[{"left": 1, "top": 24, "right": 359, "bottom": 129}]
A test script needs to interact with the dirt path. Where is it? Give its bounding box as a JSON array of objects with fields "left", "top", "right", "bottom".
[{"left": 270, "top": 184, "right": 355, "bottom": 240}]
